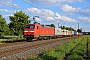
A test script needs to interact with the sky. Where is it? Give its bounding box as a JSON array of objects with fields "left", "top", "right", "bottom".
[{"left": 0, "top": 0, "right": 90, "bottom": 32}]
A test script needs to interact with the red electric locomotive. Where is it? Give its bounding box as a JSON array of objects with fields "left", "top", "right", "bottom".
[{"left": 24, "top": 23, "right": 54, "bottom": 41}]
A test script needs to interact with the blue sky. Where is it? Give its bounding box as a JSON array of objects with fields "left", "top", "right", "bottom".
[{"left": 0, "top": 0, "right": 90, "bottom": 32}]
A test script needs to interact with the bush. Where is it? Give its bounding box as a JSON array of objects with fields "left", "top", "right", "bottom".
[
  {"left": 67, "top": 54, "right": 82, "bottom": 60},
  {"left": 88, "top": 36, "right": 90, "bottom": 60},
  {"left": 40, "top": 53, "right": 57, "bottom": 60},
  {"left": 66, "top": 36, "right": 86, "bottom": 60},
  {"left": 0, "top": 38, "right": 25, "bottom": 43},
  {"left": 71, "top": 50, "right": 84, "bottom": 56}
]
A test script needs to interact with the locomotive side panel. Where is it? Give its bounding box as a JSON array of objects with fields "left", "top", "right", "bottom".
[
  {"left": 34, "top": 24, "right": 54, "bottom": 40},
  {"left": 37, "top": 26, "right": 54, "bottom": 36}
]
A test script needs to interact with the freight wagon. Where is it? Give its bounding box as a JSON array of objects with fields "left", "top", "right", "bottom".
[{"left": 54, "top": 28, "right": 62, "bottom": 37}]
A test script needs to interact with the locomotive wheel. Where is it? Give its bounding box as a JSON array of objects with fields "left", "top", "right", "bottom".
[
  {"left": 28, "top": 39, "right": 32, "bottom": 42},
  {"left": 37, "top": 37, "right": 43, "bottom": 40},
  {"left": 26, "top": 38, "right": 32, "bottom": 42}
]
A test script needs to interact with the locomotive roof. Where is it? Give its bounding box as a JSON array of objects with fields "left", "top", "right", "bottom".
[{"left": 26, "top": 24, "right": 54, "bottom": 28}]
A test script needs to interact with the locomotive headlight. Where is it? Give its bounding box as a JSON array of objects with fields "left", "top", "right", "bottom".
[
  {"left": 30, "top": 31, "right": 34, "bottom": 32},
  {"left": 24, "top": 31, "right": 28, "bottom": 32}
]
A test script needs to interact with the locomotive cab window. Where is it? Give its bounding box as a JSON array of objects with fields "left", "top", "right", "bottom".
[
  {"left": 30, "top": 26, "right": 34, "bottom": 29},
  {"left": 26, "top": 25, "right": 35, "bottom": 29}
]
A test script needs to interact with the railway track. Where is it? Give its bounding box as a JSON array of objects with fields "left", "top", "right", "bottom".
[{"left": 0, "top": 36, "right": 77, "bottom": 60}]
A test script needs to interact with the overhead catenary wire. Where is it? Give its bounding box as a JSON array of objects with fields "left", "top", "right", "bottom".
[
  {"left": 23, "top": 0, "right": 38, "bottom": 8},
  {"left": 0, "top": 0, "right": 55, "bottom": 24},
  {"left": 22, "top": 0, "right": 53, "bottom": 22},
  {"left": 22, "top": 0, "right": 51, "bottom": 16},
  {"left": 0, "top": 0, "right": 29, "bottom": 13},
  {"left": 0, "top": 0, "right": 19, "bottom": 10},
  {"left": 23, "top": 0, "right": 40, "bottom": 23}
]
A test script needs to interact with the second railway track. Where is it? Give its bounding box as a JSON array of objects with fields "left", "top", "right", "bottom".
[{"left": 0, "top": 36, "right": 77, "bottom": 60}]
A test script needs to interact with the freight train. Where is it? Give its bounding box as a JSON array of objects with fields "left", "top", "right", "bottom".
[{"left": 24, "top": 23, "right": 82, "bottom": 41}]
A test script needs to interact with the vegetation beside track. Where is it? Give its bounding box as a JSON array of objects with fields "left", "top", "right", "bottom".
[
  {"left": 88, "top": 36, "right": 90, "bottom": 60},
  {"left": 66, "top": 36, "right": 86, "bottom": 60},
  {"left": 28, "top": 36, "right": 85, "bottom": 60},
  {"left": 0, "top": 37, "right": 25, "bottom": 43}
]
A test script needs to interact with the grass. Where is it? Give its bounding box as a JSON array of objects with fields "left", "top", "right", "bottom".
[
  {"left": 0, "top": 37, "right": 25, "bottom": 43},
  {"left": 67, "top": 54, "right": 82, "bottom": 60},
  {"left": 28, "top": 36, "right": 85, "bottom": 60},
  {"left": 88, "top": 35, "right": 90, "bottom": 60},
  {"left": 66, "top": 36, "right": 86, "bottom": 60}
]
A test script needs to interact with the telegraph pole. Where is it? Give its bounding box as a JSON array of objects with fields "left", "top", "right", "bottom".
[
  {"left": 58, "top": 23, "right": 59, "bottom": 28},
  {"left": 78, "top": 23, "right": 79, "bottom": 30},
  {"left": 78, "top": 23, "right": 79, "bottom": 38}
]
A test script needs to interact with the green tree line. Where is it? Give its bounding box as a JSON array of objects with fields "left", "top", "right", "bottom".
[
  {"left": 59, "top": 25, "right": 82, "bottom": 32},
  {"left": 59, "top": 25, "right": 76, "bottom": 31},
  {"left": 0, "top": 11, "right": 30, "bottom": 36},
  {"left": 50, "top": 24, "right": 82, "bottom": 32}
]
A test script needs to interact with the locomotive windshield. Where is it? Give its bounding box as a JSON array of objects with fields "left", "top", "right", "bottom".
[{"left": 26, "top": 25, "right": 34, "bottom": 29}]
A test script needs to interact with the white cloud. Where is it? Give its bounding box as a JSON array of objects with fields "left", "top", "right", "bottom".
[
  {"left": 61, "top": 4, "right": 80, "bottom": 13},
  {"left": 47, "top": 17, "right": 54, "bottom": 21},
  {"left": 55, "top": 12, "right": 77, "bottom": 22},
  {"left": 12, "top": 4, "right": 21, "bottom": 8},
  {"left": 25, "top": 8, "right": 77, "bottom": 22},
  {"left": 24, "top": 0, "right": 59, "bottom": 5},
  {"left": 61, "top": 4, "right": 90, "bottom": 16},
  {"left": 3, "top": 14, "right": 13, "bottom": 19},
  {"left": 24, "top": 0, "right": 84, "bottom": 5},
  {"left": 26, "top": 8, "right": 55, "bottom": 17},
  {"left": 79, "top": 16, "right": 90, "bottom": 22},
  {"left": 41, "top": 9, "right": 55, "bottom": 17},
  {"left": 58, "top": 0, "right": 84, "bottom": 3},
  {"left": 35, "top": 17, "right": 41, "bottom": 22},
  {"left": 3, "top": 14, "right": 13, "bottom": 23},
  {"left": 0, "top": 9, "right": 9, "bottom": 12},
  {"left": 78, "top": 0, "right": 84, "bottom": 2},
  {"left": 26, "top": 8, "right": 42, "bottom": 15},
  {"left": 0, "top": 8, "right": 17, "bottom": 13},
  {"left": 0, "top": 7, "right": 77, "bottom": 23},
  {"left": 55, "top": 12, "right": 61, "bottom": 20},
  {"left": 78, "top": 9, "right": 90, "bottom": 16},
  {"left": 61, "top": 16, "right": 77, "bottom": 22},
  {"left": 0, "top": 0, "right": 21, "bottom": 8}
]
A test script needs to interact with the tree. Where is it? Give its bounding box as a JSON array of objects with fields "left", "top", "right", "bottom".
[
  {"left": 68, "top": 27, "right": 72, "bottom": 31},
  {"left": 77, "top": 29, "right": 82, "bottom": 33},
  {"left": 59, "top": 25, "right": 63, "bottom": 29},
  {"left": 65, "top": 27, "right": 69, "bottom": 30},
  {"left": 50, "top": 24, "right": 55, "bottom": 27},
  {"left": 62, "top": 26, "right": 65, "bottom": 29},
  {"left": 60, "top": 25, "right": 76, "bottom": 31},
  {"left": 0, "top": 15, "right": 9, "bottom": 36},
  {"left": 9, "top": 11, "right": 30, "bottom": 36}
]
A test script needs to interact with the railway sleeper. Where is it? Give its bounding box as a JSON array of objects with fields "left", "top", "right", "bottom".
[{"left": 0, "top": 40, "right": 61, "bottom": 60}]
